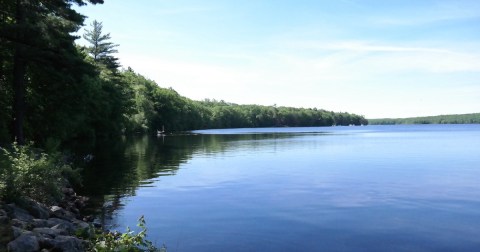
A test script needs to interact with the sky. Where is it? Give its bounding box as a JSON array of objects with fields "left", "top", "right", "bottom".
[{"left": 75, "top": 0, "right": 480, "bottom": 119}]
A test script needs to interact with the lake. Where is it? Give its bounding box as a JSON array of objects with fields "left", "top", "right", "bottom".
[{"left": 81, "top": 124, "right": 480, "bottom": 251}]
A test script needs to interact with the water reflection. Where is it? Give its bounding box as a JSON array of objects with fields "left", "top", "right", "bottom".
[
  {"left": 78, "top": 125, "right": 480, "bottom": 251},
  {"left": 80, "top": 132, "right": 302, "bottom": 218}
]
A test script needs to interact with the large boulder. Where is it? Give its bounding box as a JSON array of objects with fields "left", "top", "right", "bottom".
[
  {"left": 32, "top": 219, "right": 49, "bottom": 228},
  {"left": 7, "top": 233, "right": 39, "bottom": 252},
  {"left": 23, "top": 199, "right": 50, "bottom": 219},
  {"left": 50, "top": 235, "right": 86, "bottom": 252},
  {"left": 8, "top": 204, "right": 34, "bottom": 222},
  {"left": 11, "top": 226, "right": 27, "bottom": 239},
  {"left": 10, "top": 219, "right": 29, "bottom": 229},
  {"left": 47, "top": 218, "right": 76, "bottom": 234},
  {"left": 50, "top": 206, "right": 76, "bottom": 221},
  {"left": 33, "top": 227, "right": 68, "bottom": 238}
]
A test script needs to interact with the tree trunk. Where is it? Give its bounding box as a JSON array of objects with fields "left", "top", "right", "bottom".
[{"left": 12, "top": 0, "right": 26, "bottom": 144}]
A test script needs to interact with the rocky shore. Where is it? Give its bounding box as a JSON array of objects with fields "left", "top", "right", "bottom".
[{"left": 0, "top": 186, "right": 95, "bottom": 252}]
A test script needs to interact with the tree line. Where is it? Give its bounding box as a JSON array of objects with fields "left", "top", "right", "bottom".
[
  {"left": 0, "top": 0, "right": 367, "bottom": 150},
  {"left": 122, "top": 70, "right": 368, "bottom": 132},
  {"left": 368, "top": 113, "right": 480, "bottom": 125}
]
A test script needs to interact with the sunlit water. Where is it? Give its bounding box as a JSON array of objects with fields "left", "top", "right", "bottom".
[{"left": 82, "top": 125, "right": 480, "bottom": 251}]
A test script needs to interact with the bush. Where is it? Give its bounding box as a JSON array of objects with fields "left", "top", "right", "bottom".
[
  {"left": 91, "top": 215, "right": 165, "bottom": 252},
  {"left": 0, "top": 142, "right": 76, "bottom": 204}
]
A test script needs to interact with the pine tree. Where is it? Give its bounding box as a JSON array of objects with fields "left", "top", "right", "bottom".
[
  {"left": 0, "top": 0, "right": 104, "bottom": 144},
  {"left": 83, "top": 20, "right": 120, "bottom": 70}
]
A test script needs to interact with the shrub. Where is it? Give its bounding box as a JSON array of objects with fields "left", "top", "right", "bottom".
[
  {"left": 91, "top": 215, "right": 165, "bottom": 252},
  {"left": 0, "top": 142, "right": 76, "bottom": 204}
]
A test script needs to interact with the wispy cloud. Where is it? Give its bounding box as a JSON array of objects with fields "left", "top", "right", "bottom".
[
  {"left": 288, "top": 40, "right": 452, "bottom": 53},
  {"left": 278, "top": 39, "right": 480, "bottom": 73},
  {"left": 371, "top": 1, "right": 480, "bottom": 26}
]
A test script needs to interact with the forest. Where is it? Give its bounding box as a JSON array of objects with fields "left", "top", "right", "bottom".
[
  {"left": 368, "top": 113, "right": 480, "bottom": 125},
  {"left": 0, "top": 0, "right": 367, "bottom": 150}
]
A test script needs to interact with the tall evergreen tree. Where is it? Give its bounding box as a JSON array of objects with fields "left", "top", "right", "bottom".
[
  {"left": 83, "top": 20, "right": 120, "bottom": 70},
  {"left": 0, "top": 0, "right": 103, "bottom": 144}
]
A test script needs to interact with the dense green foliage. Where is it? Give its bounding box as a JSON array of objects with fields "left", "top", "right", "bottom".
[
  {"left": 0, "top": 142, "right": 77, "bottom": 204},
  {"left": 122, "top": 69, "right": 368, "bottom": 133},
  {"left": 369, "top": 113, "right": 480, "bottom": 125}
]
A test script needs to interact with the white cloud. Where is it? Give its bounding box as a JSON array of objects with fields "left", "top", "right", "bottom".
[
  {"left": 281, "top": 39, "right": 480, "bottom": 74},
  {"left": 120, "top": 37, "right": 480, "bottom": 118}
]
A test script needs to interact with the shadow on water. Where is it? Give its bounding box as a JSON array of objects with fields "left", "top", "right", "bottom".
[{"left": 78, "top": 132, "right": 299, "bottom": 222}]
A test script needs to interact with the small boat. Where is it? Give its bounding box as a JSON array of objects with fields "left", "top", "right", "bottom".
[{"left": 157, "top": 125, "right": 166, "bottom": 136}]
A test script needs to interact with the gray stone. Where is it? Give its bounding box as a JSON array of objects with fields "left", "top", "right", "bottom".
[
  {"left": 23, "top": 199, "right": 50, "bottom": 219},
  {"left": 51, "top": 235, "right": 86, "bottom": 252},
  {"left": 11, "top": 226, "right": 26, "bottom": 239},
  {"left": 74, "top": 197, "right": 87, "bottom": 208},
  {"left": 72, "top": 219, "right": 93, "bottom": 238},
  {"left": 50, "top": 206, "right": 76, "bottom": 221},
  {"left": 8, "top": 204, "right": 34, "bottom": 222},
  {"left": 62, "top": 187, "right": 75, "bottom": 196},
  {"left": 47, "top": 218, "right": 75, "bottom": 234},
  {"left": 7, "top": 233, "right": 40, "bottom": 252},
  {"left": 33, "top": 227, "right": 68, "bottom": 238},
  {"left": 51, "top": 223, "right": 75, "bottom": 236},
  {"left": 11, "top": 218, "right": 28, "bottom": 229},
  {"left": 72, "top": 219, "right": 90, "bottom": 230},
  {"left": 39, "top": 237, "right": 54, "bottom": 250},
  {"left": 32, "top": 218, "right": 49, "bottom": 228}
]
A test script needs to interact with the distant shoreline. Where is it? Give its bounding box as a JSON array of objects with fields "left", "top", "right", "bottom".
[{"left": 368, "top": 113, "right": 480, "bottom": 125}]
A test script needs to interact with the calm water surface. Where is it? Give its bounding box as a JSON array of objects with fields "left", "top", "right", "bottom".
[{"left": 82, "top": 125, "right": 480, "bottom": 251}]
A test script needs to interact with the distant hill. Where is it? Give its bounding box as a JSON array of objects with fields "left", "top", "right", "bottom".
[{"left": 368, "top": 113, "right": 480, "bottom": 125}]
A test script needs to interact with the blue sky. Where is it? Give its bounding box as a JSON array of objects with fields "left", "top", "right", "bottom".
[{"left": 76, "top": 0, "right": 480, "bottom": 118}]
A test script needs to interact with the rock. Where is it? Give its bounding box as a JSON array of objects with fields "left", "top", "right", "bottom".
[
  {"left": 0, "top": 216, "right": 9, "bottom": 225},
  {"left": 33, "top": 227, "right": 68, "bottom": 238},
  {"left": 11, "top": 219, "right": 29, "bottom": 229},
  {"left": 0, "top": 185, "right": 97, "bottom": 252},
  {"left": 7, "top": 233, "right": 40, "bottom": 252},
  {"left": 72, "top": 219, "right": 93, "bottom": 238},
  {"left": 62, "top": 187, "right": 75, "bottom": 196},
  {"left": 8, "top": 204, "right": 34, "bottom": 222},
  {"left": 47, "top": 218, "right": 75, "bottom": 234},
  {"left": 11, "top": 226, "right": 26, "bottom": 239},
  {"left": 51, "top": 235, "right": 86, "bottom": 252},
  {"left": 23, "top": 199, "right": 50, "bottom": 219},
  {"left": 0, "top": 220, "right": 13, "bottom": 249},
  {"left": 70, "top": 206, "right": 80, "bottom": 215},
  {"left": 39, "top": 237, "right": 55, "bottom": 250},
  {"left": 32, "top": 218, "right": 49, "bottom": 228},
  {"left": 74, "top": 197, "right": 88, "bottom": 209},
  {"left": 50, "top": 206, "right": 76, "bottom": 221},
  {"left": 72, "top": 219, "right": 90, "bottom": 230},
  {"left": 51, "top": 224, "right": 74, "bottom": 236}
]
